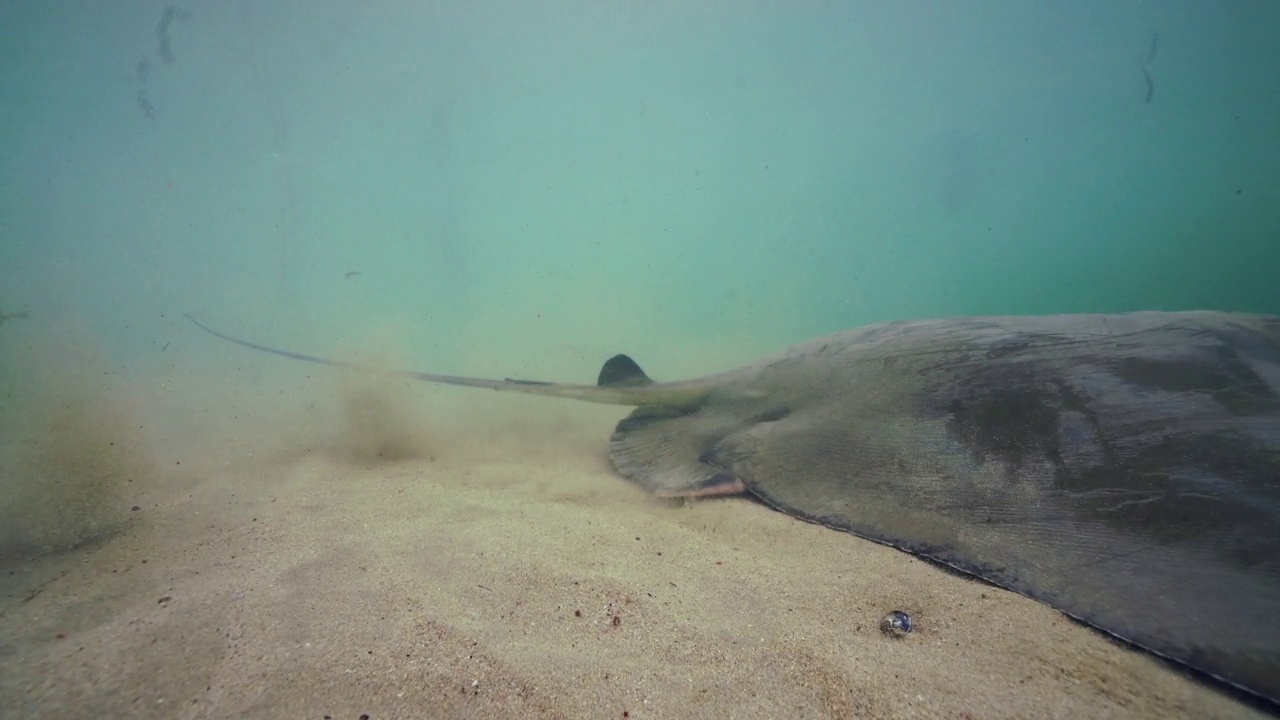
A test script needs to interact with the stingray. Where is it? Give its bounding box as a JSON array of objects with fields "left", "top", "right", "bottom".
[{"left": 186, "top": 311, "right": 1280, "bottom": 705}]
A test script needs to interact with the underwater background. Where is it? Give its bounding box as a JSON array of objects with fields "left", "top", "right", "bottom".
[
  {"left": 2, "top": 3, "right": 1280, "bottom": 717},
  {"left": 2, "top": 1, "right": 1278, "bottom": 383}
]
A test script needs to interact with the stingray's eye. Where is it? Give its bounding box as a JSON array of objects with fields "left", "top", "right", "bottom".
[{"left": 880, "top": 610, "right": 912, "bottom": 638}]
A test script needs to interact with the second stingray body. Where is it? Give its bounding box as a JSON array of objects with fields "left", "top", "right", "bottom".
[{"left": 188, "top": 310, "right": 1280, "bottom": 705}]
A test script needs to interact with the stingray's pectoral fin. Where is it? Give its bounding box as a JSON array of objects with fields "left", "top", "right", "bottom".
[{"left": 607, "top": 404, "right": 746, "bottom": 498}]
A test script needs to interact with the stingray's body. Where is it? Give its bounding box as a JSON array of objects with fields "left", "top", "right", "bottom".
[{"left": 187, "top": 311, "right": 1280, "bottom": 705}]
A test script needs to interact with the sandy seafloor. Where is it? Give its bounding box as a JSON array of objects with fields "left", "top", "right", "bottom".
[{"left": 0, "top": 328, "right": 1271, "bottom": 720}]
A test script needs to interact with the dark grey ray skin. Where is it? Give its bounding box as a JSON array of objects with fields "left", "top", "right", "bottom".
[{"left": 186, "top": 311, "right": 1280, "bottom": 706}]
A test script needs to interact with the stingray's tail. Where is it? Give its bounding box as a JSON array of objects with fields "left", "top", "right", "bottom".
[{"left": 183, "top": 314, "right": 693, "bottom": 407}]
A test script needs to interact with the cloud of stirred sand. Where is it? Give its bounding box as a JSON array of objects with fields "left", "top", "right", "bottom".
[
  {"left": 0, "top": 324, "right": 156, "bottom": 558},
  {"left": 0, "top": 314, "right": 620, "bottom": 563}
]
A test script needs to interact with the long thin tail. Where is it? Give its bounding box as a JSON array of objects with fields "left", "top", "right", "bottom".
[{"left": 183, "top": 314, "right": 666, "bottom": 406}]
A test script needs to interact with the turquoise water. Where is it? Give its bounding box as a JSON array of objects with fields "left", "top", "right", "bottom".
[
  {"left": 1, "top": 4, "right": 1279, "bottom": 716},
  {"left": 2, "top": 1, "right": 1278, "bottom": 378}
]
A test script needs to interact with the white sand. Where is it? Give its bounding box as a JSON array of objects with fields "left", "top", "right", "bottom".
[{"left": 0, "top": 332, "right": 1269, "bottom": 719}]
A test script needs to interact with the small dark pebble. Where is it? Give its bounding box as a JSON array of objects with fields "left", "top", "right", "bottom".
[
  {"left": 612, "top": 615, "right": 621, "bottom": 627},
  {"left": 880, "top": 610, "right": 912, "bottom": 638},
  {"left": 360, "top": 715, "right": 370, "bottom": 720},
  {"left": 158, "top": 596, "right": 171, "bottom": 604},
  {"left": 131, "top": 506, "right": 141, "bottom": 511},
  {"left": 574, "top": 610, "right": 582, "bottom": 617}
]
